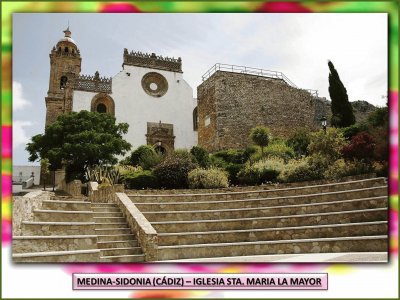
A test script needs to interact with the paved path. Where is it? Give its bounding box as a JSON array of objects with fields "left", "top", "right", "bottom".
[{"left": 161, "top": 252, "right": 388, "bottom": 263}]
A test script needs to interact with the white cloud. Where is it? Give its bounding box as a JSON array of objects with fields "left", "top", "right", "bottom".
[
  {"left": 13, "top": 120, "right": 33, "bottom": 149},
  {"left": 13, "top": 81, "right": 31, "bottom": 110}
]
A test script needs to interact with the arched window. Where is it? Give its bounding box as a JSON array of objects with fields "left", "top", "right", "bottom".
[
  {"left": 96, "top": 103, "right": 107, "bottom": 113},
  {"left": 58, "top": 47, "right": 61, "bottom": 52},
  {"left": 60, "top": 76, "right": 68, "bottom": 89},
  {"left": 193, "top": 107, "right": 199, "bottom": 131},
  {"left": 90, "top": 93, "right": 115, "bottom": 116},
  {"left": 64, "top": 47, "right": 69, "bottom": 53}
]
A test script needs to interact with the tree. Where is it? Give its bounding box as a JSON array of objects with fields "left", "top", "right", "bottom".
[
  {"left": 328, "top": 60, "right": 355, "bottom": 127},
  {"left": 40, "top": 158, "right": 50, "bottom": 191},
  {"left": 250, "top": 126, "right": 270, "bottom": 155},
  {"left": 26, "top": 111, "right": 131, "bottom": 182}
]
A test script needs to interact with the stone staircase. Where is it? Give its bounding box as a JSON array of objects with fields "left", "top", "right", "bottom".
[
  {"left": 128, "top": 177, "right": 388, "bottom": 261},
  {"left": 91, "top": 202, "right": 144, "bottom": 262},
  {"left": 13, "top": 197, "right": 144, "bottom": 263}
]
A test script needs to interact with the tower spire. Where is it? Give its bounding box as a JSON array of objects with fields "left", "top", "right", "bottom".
[{"left": 63, "top": 24, "right": 71, "bottom": 38}]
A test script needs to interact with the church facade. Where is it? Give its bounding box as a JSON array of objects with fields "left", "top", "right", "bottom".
[
  {"left": 45, "top": 28, "right": 197, "bottom": 154},
  {"left": 45, "top": 28, "right": 334, "bottom": 155}
]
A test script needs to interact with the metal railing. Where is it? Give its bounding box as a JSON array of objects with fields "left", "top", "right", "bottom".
[{"left": 201, "top": 63, "right": 318, "bottom": 97}]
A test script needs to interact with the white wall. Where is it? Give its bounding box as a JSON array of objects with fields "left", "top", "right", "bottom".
[
  {"left": 72, "top": 65, "right": 198, "bottom": 152},
  {"left": 72, "top": 90, "right": 97, "bottom": 112},
  {"left": 13, "top": 166, "right": 41, "bottom": 185}
]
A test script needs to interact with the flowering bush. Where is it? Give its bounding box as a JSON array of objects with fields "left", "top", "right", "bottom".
[
  {"left": 278, "top": 155, "right": 328, "bottom": 183},
  {"left": 308, "top": 128, "right": 347, "bottom": 162},
  {"left": 188, "top": 168, "right": 229, "bottom": 189},
  {"left": 324, "top": 159, "right": 374, "bottom": 180},
  {"left": 238, "top": 158, "right": 285, "bottom": 185}
]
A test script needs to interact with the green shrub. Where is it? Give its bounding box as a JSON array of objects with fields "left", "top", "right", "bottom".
[
  {"left": 127, "top": 145, "right": 162, "bottom": 170},
  {"left": 287, "top": 128, "right": 311, "bottom": 157},
  {"left": 249, "top": 141, "right": 295, "bottom": 163},
  {"left": 190, "top": 146, "right": 210, "bottom": 168},
  {"left": 188, "top": 168, "right": 229, "bottom": 189},
  {"left": 153, "top": 154, "right": 197, "bottom": 188},
  {"left": 225, "top": 163, "right": 243, "bottom": 185},
  {"left": 308, "top": 128, "right": 347, "bottom": 162},
  {"left": 324, "top": 159, "right": 374, "bottom": 180},
  {"left": 173, "top": 149, "right": 193, "bottom": 160},
  {"left": 209, "top": 155, "right": 228, "bottom": 168},
  {"left": 212, "top": 149, "right": 249, "bottom": 164},
  {"left": 278, "top": 155, "right": 328, "bottom": 183},
  {"left": 373, "top": 161, "right": 388, "bottom": 177},
  {"left": 341, "top": 123, "right": 368, "bottom": 140},
  {"left": 122, "top": 169, "right": 159, "bottom": 189},
  {"left": 264, "top": 141, "right": 295, "bottom": 162},
  {"left": 238, "top": 158, "right": 285, "bottom": 185}
]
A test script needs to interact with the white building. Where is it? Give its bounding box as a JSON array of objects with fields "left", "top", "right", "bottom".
[{"left": 45, "top": 28, "right": 198, "bottom": 154}]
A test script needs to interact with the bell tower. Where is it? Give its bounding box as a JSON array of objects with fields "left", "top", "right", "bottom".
[{"left": 45, "top": 27, "right": 81, "bottom": 126}]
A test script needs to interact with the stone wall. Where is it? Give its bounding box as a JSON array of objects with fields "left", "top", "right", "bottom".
[
  {"left": 88, "top": 182, "right": 124, "bottom": 203},
  {"left": 197, "top": 71, "right": 326, "bottom": 151},
  {"left": 115, "top": 193, "right": 158, "bottom": 261},
  {"left": 12, "top": 191, "right": 52, "bottom": 236},
  {"left": 127, "top": 173, "right": 378, "bottom": 195},
  {"left": 59, "top": 179, "right": 82, "bottom": 198}
]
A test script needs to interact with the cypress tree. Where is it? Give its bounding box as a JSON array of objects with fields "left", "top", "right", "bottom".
[{"left": 328, "top": 60, "right": 355, "bottom": 127}]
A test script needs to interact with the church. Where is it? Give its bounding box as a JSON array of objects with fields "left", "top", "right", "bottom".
[
  {"left": 45, "top": 27, "right": 329, "bottom": 154},
  {"left": 45, "top": 27, "right": 197, "bottom": 154}
]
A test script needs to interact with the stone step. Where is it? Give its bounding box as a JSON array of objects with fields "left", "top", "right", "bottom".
[
  {"left": 97, "top": 234, "right": 136, "bottom": 242},
  {"left": 134, "top": 186, "right": 387, "bottom": 211},
  {"left": 157, "top": 235, "right": 388, "bottom": 260},
  {"left": 13, "top": 249, "right": 100, "bottom": 263},
  {"left": 95, "top": 222, "right": 129, "bottom": 229},
  {"left": 13, "top": 235, "right": 98, "bottom": 253},
  {"left": 33, "top": 210, "right": 93, "bottom": 222},
  {"left": 129, "top": 177, "right": 386, "bottom": 203},
  {"left": 91, "top": 206, "right": 121, "bottom": 213},
  {"left": 143, "top": 196, "right": 387, "bottom": 222},
  {"left": 97, "top": 239, "right": 139, "bottom": 249},
  {"left": 41, "top": 200, "right": 91, "bottom": 211},
  {"left": 95, "top": 228, "right": 132, "bottom": 235},
  {"left": 158, "top": 221, "right": 388, "bottom": 246},
  {"left": 152, "top": 208, "right": 387, "bottom": 233},
  {"left": 93, "top": 212, "right": 123, "bottom": 217},
  {"left": 91, "top": 202, "right": 118, "bottom": 207},
  {"left": 100, "top": 247, "right": 143, "bottom": 256},
  {"left": 50, "top": 196, "right": 86, "bottom": 202},
  {"left": 93, "top": 217, "right": 126, "bottom": 223},
  {"left": 100, "top": 254, "right": 145, "bottom": 263},
  {"left": 21, "top": 221, "right": 96, "bottom": 236}
]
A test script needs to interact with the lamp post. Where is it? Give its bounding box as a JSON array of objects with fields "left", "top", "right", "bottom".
[{"left": 320, "top": 116, "right": 327, "bottom": 134}]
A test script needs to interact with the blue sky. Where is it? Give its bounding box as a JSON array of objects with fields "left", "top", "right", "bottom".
[{"left": 13, "top": 13, "right": 387, "bottom": 165}]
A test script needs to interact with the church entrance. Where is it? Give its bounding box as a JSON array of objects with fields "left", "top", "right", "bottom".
[{"left": 146, "top": 121, "right": 175, "bottom": 153}]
